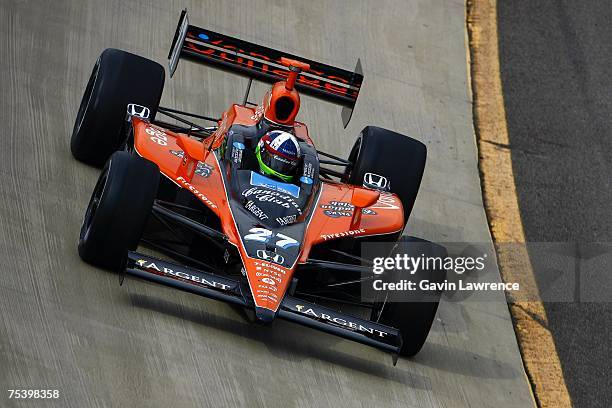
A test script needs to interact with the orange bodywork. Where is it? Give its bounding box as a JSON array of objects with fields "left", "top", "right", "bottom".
[
  {"left": 132, "top": 104, "right": 404, "bottom": 313},
  {"left": 261, "top": 83, "right": 300, "bottom": 126}
]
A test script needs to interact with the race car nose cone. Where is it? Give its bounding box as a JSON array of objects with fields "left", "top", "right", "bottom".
[{"left": 255, "top": 307, "right": 276, "bottom": 323}]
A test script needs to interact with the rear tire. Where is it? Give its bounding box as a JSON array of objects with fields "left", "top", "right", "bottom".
[
  {"left": 346, "top": 126, "right": 426, "bottom": 226},
  {"left": 376, "top": 236, "right": 446, "bottom": 357},
  {"left": 78, "top": 151, "right": 160, "bottom": 270},
  {"left": 71, "top": 49, "right": 165, "bottom": 167}
]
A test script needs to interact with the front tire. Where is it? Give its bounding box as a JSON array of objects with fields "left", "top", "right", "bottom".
[
  {"left": 375, "top": 236, "right": 446, "bottom": 356},
  {"left": 71, "top": 49, "right": 165, "bottom": 167},
  {"left": 78, "top": 151, "right": 160, "bottom": 270}
]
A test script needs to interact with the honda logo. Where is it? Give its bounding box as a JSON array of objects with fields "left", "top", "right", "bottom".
[
  {"left": 256, "top": 250, "right": 285, "bottom": 265},
  {"left": 363, "top": 173, "right": 389, "bottom": 191},
  {"left": 127, "top": 103, "right": 150, "bottom": 120}
]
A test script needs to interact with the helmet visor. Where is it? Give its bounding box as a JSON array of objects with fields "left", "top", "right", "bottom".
[{"left": 259, "top": 147, "right": 298, "bottom": 177}]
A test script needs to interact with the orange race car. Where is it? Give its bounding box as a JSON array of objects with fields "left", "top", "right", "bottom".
[{"left": 71, "top": 10, "right": 446, "bottom": 363}]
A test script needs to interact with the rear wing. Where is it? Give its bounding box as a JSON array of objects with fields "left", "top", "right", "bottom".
[{"left": 168, "top": 9, "right": 363, "bottom": 126}]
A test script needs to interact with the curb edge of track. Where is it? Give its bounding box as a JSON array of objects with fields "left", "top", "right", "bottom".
[{"left": 465, "top": 1, "right": 573, "bottom": 407}]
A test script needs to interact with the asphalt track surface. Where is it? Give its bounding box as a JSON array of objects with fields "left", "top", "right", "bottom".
[
  {"left": 0, "top": 1, "right": 533, "bottom": 407},
  {"left": 498, "top": 1, "right": 612, "bottom": 407}
]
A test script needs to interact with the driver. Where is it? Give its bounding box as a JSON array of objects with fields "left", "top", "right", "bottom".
[{"left": 255, "top": 130, "right": 301, "bottom": 183}]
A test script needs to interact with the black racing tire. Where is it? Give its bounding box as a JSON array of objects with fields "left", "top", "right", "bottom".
[
  {"left": 78, "top": 151, "right": 160, "bottom": 270},
  {"left": 375, "top": 236, "right": 446, "bottom": 357},
  {"left": 70, "top": 48, "right": 165, "bottom": 167},
  {"left": 346, "top": 126, "right": 427, "bottom": 227}
]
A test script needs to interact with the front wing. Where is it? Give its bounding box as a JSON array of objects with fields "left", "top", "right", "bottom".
[{"left": 123, "top": 251, "right": 402, "bottom": 363}]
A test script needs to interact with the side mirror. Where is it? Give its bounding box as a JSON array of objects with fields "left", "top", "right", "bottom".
[{"left": 351, "top": 187, "right": 380, "bottom": 208}]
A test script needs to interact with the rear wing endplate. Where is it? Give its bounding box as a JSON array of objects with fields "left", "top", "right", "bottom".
[{"left": 168, "top": 9, "right": 363, "bottom": 126}]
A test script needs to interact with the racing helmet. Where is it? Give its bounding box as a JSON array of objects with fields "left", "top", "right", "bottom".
[{"left": 255, "top": 130, "right": 301, "bottom": 182}]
